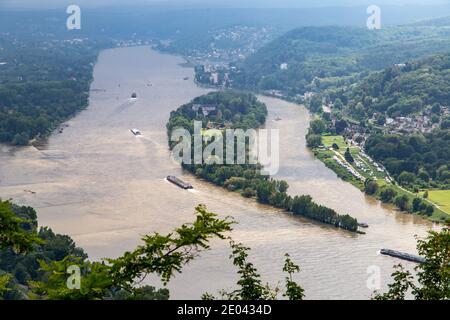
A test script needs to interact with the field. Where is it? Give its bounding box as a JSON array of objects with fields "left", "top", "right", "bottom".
[
  {"left": 321, "top": 135, "right": 347, "bottom": 150},
  {"left": 427, "top": 190, "right": 450, "bottom": 215}
]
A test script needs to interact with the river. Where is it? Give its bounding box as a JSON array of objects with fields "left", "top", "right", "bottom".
[{"left": 0, "top": 46, "right": 438, "bottom": 299}]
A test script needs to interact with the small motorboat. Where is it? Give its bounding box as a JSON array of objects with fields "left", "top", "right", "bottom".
[{"left": 130, "top": 128, "right": 141, "bottom": 136}]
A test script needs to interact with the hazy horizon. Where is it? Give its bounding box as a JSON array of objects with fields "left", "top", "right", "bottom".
[{"left": 2, "top": 0, "right": 450, "bottom": 9}]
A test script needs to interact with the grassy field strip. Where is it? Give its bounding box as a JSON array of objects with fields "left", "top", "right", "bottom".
[{"left": 427, "top": 190, "right": 450, "bottom": 214}]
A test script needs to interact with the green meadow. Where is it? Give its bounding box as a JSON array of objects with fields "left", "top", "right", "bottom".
[{"left": 427, "top": 190, "right": 450, "bottom": 215}]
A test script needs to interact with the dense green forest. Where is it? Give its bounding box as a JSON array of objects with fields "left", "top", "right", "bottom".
[
  {"left": 229, "top": 23, "right": 450, "bottom": 96},
  {"left": 0, "top": 201, "right": 86, "bottom": 299},
  {"left": 0, "top": 36, "right": 110, "bottom": 145},
  {"left": 365, "top": 130, "right": 450, "bottom": 189},
  {"left": 340, "top": 53, "right": 450, "bottom": 119},
  {"left": 167, "top": 91, "right": 268, "bottom": 135},
  {"left": 167, "top": 92, "right": 359, "bottom": 232}
]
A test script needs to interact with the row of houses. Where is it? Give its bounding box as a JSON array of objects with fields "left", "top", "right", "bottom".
[{"left": 384, "top": 111, "right": 447, "bottom": 134}]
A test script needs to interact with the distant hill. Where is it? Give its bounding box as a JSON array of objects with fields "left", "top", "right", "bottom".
[
  {"left": 324, "top": 53, "right": 450, "bottom": 189},
  {"left": 341, "top": 53, "right": 450, "bottom": 119},
  {"left": 231, "top": 23, "right": 450, "bottom": 96},
  {"left": 412, "top": 16, "right": 450, "bottom": 26}
]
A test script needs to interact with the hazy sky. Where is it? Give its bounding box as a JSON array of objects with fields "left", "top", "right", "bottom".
[{"left": 2, "top": 0, "right": 450, "bottom": 9}]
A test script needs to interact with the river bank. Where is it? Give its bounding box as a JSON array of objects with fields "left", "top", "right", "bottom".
[
  {"left": 306, "top": 127, "right": 449, "bottom": 224},
  {"left": 249, "top": 91, "right": 449, "bottom": 224}
]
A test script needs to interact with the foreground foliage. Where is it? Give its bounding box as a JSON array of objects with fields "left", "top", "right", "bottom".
[
  {"left": 29, "top": 205, "right": 234, "bottom": 300},
  {"left": 0, "top": 200, "right": 43, "bottom": 254},
  {"left": 203, "top": 243, "right": 304, "bottom": 300},
  {"left": 0, "top": 202, "right": 233, "bottom": 300},
  {"left": 374, "top": 228, "right": 450, "bottom": 300}
]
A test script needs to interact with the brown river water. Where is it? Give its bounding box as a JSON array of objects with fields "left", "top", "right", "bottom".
[{"left": 0, "top": 46, "right": 439, "bottom": 299}]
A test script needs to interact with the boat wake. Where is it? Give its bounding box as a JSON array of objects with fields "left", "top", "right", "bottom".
[
  {"left": 138, "top": 136, "right": 163, "bottom": 148},
  {"left": 109, "top": 98, "right": 138, "bottom": 116}
]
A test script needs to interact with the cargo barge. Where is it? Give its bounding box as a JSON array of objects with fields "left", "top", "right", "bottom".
[
  {"left": 380, "top": 249, "right": 426, "bottom": 264},
  {"left": 167, "top": 176, "right": 193, "bottom": 190}
]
